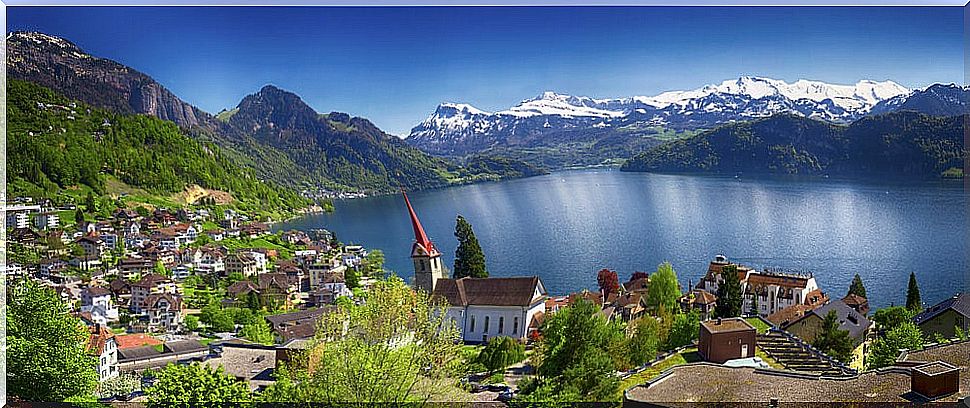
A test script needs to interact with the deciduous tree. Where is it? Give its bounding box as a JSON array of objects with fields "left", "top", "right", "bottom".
[
  {"left": 7, "top": 279, "right": 98, "bottom": 401},
  {"left": 477, "top": 336, "right": 526, "bottom": 373},
  {"left": 868, "top": 322, "right": 924, "bottom": 369},
  {"left": 597, "top": 269, "right": 620, "bottom": 297},
  {"left": 146, "top": 362, "right": 252, "bottom": 406}
]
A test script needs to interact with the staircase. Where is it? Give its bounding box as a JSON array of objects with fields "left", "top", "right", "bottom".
[{"left": 757, "top": 330, "right": 854, "bottom": 377}]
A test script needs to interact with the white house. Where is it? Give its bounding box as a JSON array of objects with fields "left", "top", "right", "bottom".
[
  {"left": 696, "top": 255, "right": 821, "bottom": 317},
  {"left": 432, "top": 277, "right": 547, "bottom": 343},
  {"left": 88, "top": 325, "right": 119, "bottom": 381},
  {"left": 34, "top": 212, "right": 60, "bottom": 230},
  {"left": 80, "top": 286, "right": 119, "bottom": 325}
]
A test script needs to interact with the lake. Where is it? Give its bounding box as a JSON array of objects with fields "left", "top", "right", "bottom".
[{"left": 275, "top": 169, "right": 970, "bottom": 310}]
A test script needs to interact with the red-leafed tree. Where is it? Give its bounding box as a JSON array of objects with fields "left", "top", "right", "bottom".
[
  {"left": 629, "top": 271, "right": 650, "bottom": 281},
  {"left": 597, "top": 269, "right": 620, "bottom": 296}
]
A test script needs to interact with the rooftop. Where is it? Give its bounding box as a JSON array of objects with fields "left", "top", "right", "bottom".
[{"left": 700, "top": 318, "right": 756, "bottom": 334}]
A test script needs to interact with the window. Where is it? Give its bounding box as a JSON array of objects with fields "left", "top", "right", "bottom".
[
  {"left": 470, "top": 316, "right": 476, "bottom": 332},
  {"left": 484, "top": 316, "right": 490, "bottom": 333},
  {"left": 499, "top": 316, "right": 505, "bottom": 334},
  {"left": 513, "top": 317, "right": 519, "bottom": 334}
]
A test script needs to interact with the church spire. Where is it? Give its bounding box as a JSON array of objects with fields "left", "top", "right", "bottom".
[{"left": 402, "top": 190, "right": 439, "bottom": 256}]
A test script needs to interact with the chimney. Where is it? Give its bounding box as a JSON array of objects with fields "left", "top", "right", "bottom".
[
  {"left": 717, "top": 318, "right": 722, "bottom": 325},
  {"left": 769, "top": 398, "right": 779, "bottom": 408}
]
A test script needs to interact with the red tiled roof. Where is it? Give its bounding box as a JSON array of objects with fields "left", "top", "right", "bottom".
[
  {"left": 432, "top": 276, "right": 544, "bottom": 307},
  {"left": 115, "top": 333, "right": 162, "bottom": 349},
  {"left": 87, "top": 325, "right": 115, "bottom": 355}
]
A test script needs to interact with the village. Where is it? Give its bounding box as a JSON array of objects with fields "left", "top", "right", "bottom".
[{"left": 6, "top": 191, "right": 970, "bottom": 405}]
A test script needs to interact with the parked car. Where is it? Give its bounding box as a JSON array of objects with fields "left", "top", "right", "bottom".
[
  {"left": 486, "top": 383, "right": 510, "bottom": 392},
  {"left": 497, "top": 389, "right": 515, "bottom": 402}
]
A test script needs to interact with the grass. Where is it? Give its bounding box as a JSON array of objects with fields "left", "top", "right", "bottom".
[
  {"left": 755, "top": 347, "right": 784, "bottom": 369},
  {"left": 745, "top": 317, "right": 771, "bottom": 334},
  {"left": 619, "top": 348, "right": 701, "bottom": 393}
]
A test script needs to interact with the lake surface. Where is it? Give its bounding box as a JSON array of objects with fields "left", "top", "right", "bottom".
[{"left": 276, "top": 169, "right": 970, "bottom": 310}]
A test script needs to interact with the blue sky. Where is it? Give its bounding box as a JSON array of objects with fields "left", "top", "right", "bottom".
[{"left": 8, "top": 6, "right": 964, "bottom": 135}]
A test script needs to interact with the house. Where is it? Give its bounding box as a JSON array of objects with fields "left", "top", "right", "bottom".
[
  {"left": 204, "top": 343, "right": 277, "bottom": 390},
  {"left": 226, "top": 253, "right": 260, "bottom": 276},
  {"left": 433, "top": 277, "right": 547, "bottom": 343},
  {"left": 613, "top": 291, "right": 648, "bottom": 321},
  {"left": 309, "top": 262, "right": 346, "bottom": 290},
  {"left": 39, "top": 257, "right": 68, "bottom": 276},
  {"left": 785, "top": 299, "right": 872, "bottom": 347},
  {"left": 227, "top": 273, "right": 296, "bottom": 309},
  {"left": 80, "top": 286, "right": 119, "bottom": 325},
  {"left": 240, "top": 222, "right": 269, "bottom": 239},
  {"left": 76, "top": 234, "right": 106, "bottom": 258},
  {"left": 118, "top": 257, "right": 155, "bottom": 280},
  {"left": 6, "top": 209, "right": 31, "bottom": 229},
  {"left": 87, "top": 324, "right": 119, "bottom": 381},
  {"left": 129, "top": 274, "right": 177, "bottom": 314},
  {"left": 117, "top": 340, "right": 207, "bottom": 373},
  {"left": 695, "top": 255, "right": 820, "bottom": 317},
  {"left": 206, "top": 229, "right": 225, "bottom": 241},
  {"left": 196, "top": 248, "right": 226, "bottom": 275},
  {"left": 842, "top": 293, "right": 870, "bottom": 316},
  {"left": 34, "top": 211, "right": 60, "bottom": 230},
  {"left": 265, "top": 308, "right": 331, "bottom": 342},
  {"left": 679, "top": 289, "right": 718, "bottom": 321},
  {"left": 697, "top": 318, "right": 757, "bottom": 364},
  {"left": 281, "top": 230, "right": 312, "bottom": 246},
  {"left": 151, "top": 230, "right": 180, "bottom": 251},
  {"left": 913, "top": 293, "right": 970, "bottom": 340},
  {"left": 70, "top": 255, "right": 103, "bottom": 274},
  {"left": 114, "top": 208, "right": 140, "bottom": 222},
  {"left": 145, "top": 293, "right": 184, "bottom": 332},
  {"left": 623, "top": 275, "right": 650, "bottom": 293}
]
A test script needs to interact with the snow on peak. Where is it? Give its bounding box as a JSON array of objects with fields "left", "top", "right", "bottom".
[
  {"left": 500, "top": 91, "right": 627, "bottom": 118},
  {"left": 634, "top": 76, "right": 909, "bottom": 112},
  {"left": 434, "top": 102, "right": 490, "bottom": 117}
]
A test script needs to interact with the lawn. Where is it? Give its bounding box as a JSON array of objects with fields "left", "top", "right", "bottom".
[
  {"left": 745, "top": 317, "right": 772, "bottom": 334},
  {"left": 755, "top": 347, "right": 784, "bottom": 369},
  {"left": 619, "top": 348, "right": 701, "bottom": 393}
]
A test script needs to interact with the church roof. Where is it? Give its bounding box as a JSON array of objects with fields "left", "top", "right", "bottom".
[
  {"left": 402, "top": 191, "right": 439, "bottom": 256},
  {"left": 432, "top": 276, "right": 544, "bottom": 307}
]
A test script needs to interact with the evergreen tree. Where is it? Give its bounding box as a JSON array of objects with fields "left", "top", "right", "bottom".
[
  {"left": 906, "top": 272, "right": 922, "bottom": 312},
  {"left": 812, "top": 310, "right": 854, "bottom": 362},
  {"left": 748, "top": 294, "right": 759, "bottom": 316},
  {"left": 848, "top": 273, "right": 867, "bottom": 298},
  {"left": 715, "top": 265, "right": 744, "bottom": 318},
  {"left": 85, "top": 191, "right": 97, "bottom": 213},
  {"left": 74, "top": 207, "right": 85, "bottom": 225},
  {"left": 453, "top": 215, "right": 487, "bottom": 279}
]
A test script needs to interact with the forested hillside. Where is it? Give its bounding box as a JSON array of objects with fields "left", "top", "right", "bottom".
[{"left": 7, "top": 79, "right": 308, "bottom": 212}]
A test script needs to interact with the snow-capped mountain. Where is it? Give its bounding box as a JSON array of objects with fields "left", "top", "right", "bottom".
[{"left": 407, "top": 76, "right": 912, "bottom": 156}]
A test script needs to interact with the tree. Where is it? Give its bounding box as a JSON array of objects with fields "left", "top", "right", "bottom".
[
  {"left": 748, "top": 294, "right": 759, "bottom": 316},
  {"left": 526, "top": 299, "right": 622, "bottom": 402},
  {"left": 201, "top": 304, "right": 234, "bottom": 333},
  {"left": 646, "top": 262, "right": 681, "bottom": 313},
  {"left": 240, "top": 318, "right": 274, "bottom": 345},
  {"left": 146, "top": 362, "right": 252, "bottom": 406},
  {"left": 812, "top": 310, "right": 854, "bottom": 363},
  {"left": 85, "top": 191, "right": 97, "bottom": 213},
  {"left": 906, "top": 272, "right": 922, "bottom": 312},
  {"left": 364, "top": 249, "right": 385, "bottom": 277},
  {"left": 153, "top": 260, "right": 169, "bottom": 277},
  {"left": 245, "top": 291, "right": 262, "bottom": 311},
  {"left": 666, "top": 310, "right": 701, "bottom": 350},
  {"left": 626, "top": 317, "right": 662, "bottom": 367},
  {"left": 847, "top": 273, "right": 867, "bottom": 299},
  {"left": 477, "top": 336, "right": 527, "bottom": 373},
  {"left": 7, "top": 279, "right": 98, "bottom": 401},
  {"left": 868, "top": 322, "right": 925, "bottom": 369},
  {"left": 714, "top": 265, "right": 743, "bottom": 318},
  {"left": 74, "top": 207, "right": 85, "bottom": 225},
  {"left": 597, "top": 269, "right": 620, "bottom": 297},
  {"left": 262, "top": 277, "right": 463, "bottom": 403},
  {"left": 184, "top": 315, "right": 200, "bottom": 332},
  {"left": 872, "top": 306, "right": 913, "bottom": 331},
  {"left": 345, "top": 267, "right": 361, "bottom": 289},
  {"left": 453, "top": 215, "right": 488, "bottom": 279}
]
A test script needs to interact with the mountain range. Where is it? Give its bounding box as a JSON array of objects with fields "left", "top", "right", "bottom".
[
  {"left": 6, "top": 31, "right": 543, "bottom": 198},
  {"left": 407, "top": 77, "right": 969, "bottom": 169}
]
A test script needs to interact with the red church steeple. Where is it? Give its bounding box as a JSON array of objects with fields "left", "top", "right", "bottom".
[{"left": 402, "top": 190, "right": 439, "bottom": 257}]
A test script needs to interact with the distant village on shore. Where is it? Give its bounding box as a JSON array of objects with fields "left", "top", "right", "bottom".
[{"left": 5, "top": 191, "right": 970, "bottom": 405}]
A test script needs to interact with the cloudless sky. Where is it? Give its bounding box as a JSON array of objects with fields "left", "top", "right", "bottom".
[{"left": 8, "top": 6, "right": 964, "bottom": 135}]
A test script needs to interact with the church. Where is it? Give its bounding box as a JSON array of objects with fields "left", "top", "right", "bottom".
[{"left": 402, "top": 191, "right": 546, "bottom": 343}]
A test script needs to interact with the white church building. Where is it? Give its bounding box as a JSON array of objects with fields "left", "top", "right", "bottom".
[{"left": 402, "top": 191, "right": 546, "bottom": 343}]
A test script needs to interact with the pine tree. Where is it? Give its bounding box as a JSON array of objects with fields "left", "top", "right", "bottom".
[
  {"left": 906, "top": 272, "right": 922, "bottom": 312},
  {"left": 714, "top": 264, "right": 744, "bottom": 318},
  {"left": 74, "top": 208, "right": 85, "bottom": 225},
  {"left": 848, "top": 273, "right": 867, "bottom": 298},
  {"left": 453, "top": 215, "right": 487, "bottom": 279},
  {"left": 748, "top": 294, "right": 759, "bottom": 316},
  {"left": 812, "top": 310, "right": 854, "bottom": 362}
]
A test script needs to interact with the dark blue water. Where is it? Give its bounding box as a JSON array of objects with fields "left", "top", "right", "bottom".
[{"left": 276, "top": 169, "right": 970, "bottom": 310}]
